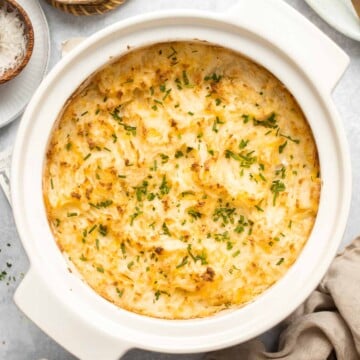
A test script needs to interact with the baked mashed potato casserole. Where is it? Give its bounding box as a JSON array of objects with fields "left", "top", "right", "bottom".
[{"left": 43, "top": 42, "right": 320, "bottom": 319}]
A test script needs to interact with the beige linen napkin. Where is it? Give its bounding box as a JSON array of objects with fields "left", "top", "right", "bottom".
[{"left": 205, "top": 237, "right": 360, "bottom": 360}]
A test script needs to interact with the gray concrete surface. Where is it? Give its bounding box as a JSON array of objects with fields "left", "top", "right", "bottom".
[{"left": 0, "top": 0, "right": 359, "bottom": 359}]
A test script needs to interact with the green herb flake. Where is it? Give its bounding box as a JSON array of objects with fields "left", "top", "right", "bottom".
[
  {"left": 127, "top": 261, "right": 134, "bottom": 270},
  {"left": 163, "top": 88, "right": 172, "bottom": 101},
  {"left": 181, "top": 191, "right": 195, "bottom": 197},
  {"left": 239, "top": 139, "right": 249, "bottom": 149},
  {"left": 162, "top": 222, "right": 171, "bottom": 236},
  {"left": 187, "top": 208, "right": 202, "bottom": 219},
  {"left": 212, "top": 116, "right": 224, "bottom": 133},
  {"left": 175, "top": 150, "right": 184, "bottom": 158},
  {"left": 232, "top": 250, "right": 240, "bottom": 257},
  {"left": 281, "top": 134, "right": 300, "bottom": 144},
  {"left": 67, "top": 212, "right": 78, "bottom": 217},
  {"left": 279, "top": 141, "right": 288, "bottom": 154},
  {"left": 110, "top": 109, "right": 137, "bottom": 136},
  {"left": 213, "top": 207, "right": 236, "bottom": 225},
  {"left": 154, "top": 290, "right": 161, "bottom": 301},
  {"left": 234, "top": 225, "right": 244, "bottom": 233},
  {"left": 96, "top": 265, "right": 104, "bottom": 273},
  {"left": 130, "top": 207, "right": 143, "bottom": 226},
  {"left": 276, "top": 166, "right": 286, "bottom": 179},
  {"left": 187, "top": 244, "right": 208, "bottom": 265},
  {"left": 271, "top": 180, "right": 286, "bottom": 205},
  {"left": 254, "top": 203, "right": 264, "bottom": 212},
  {"left": 133, "top": 180, "right": 149, "bottom": 202},
  {"left": 215, "top": 98, "right": 222, "bottom": 106},
  {"left": 120, "top": 242, "right": 126, "bottom": 255},
  {"left": 89, "top": 224, "right": 97, "bottom": 234},
  {"left": 159, "top": 176, "right": 170, "bottom": 196},
  {"left": 90, "top": 200, "right": 113, "bottom": 209},
  {"left": 204, "top": 73, "right": 222, "bottom": 83},
  {"left": 176, "top": 256, "right": 189, "bottom": 269},
  {"left": 160, "top": 153, "right": 169, "bottom": 164},
  {"left": 253, "top": 113, "right": 278, "bottom": 129},
  {"left": 276, "top": 257, "right": 285, "bottom": 266},
  {"left": 116, "top": 288, "right": 124, "bottom": 297},
  {"left": 95, "top": 238, "right": 100, "bottom": 250},
  {"left": 80, "top": 254, "right": 87, "bottom": 261},
  {"left": 98, "top": 224, "right": 108, "bottom": 236},
  {"left": 182, "top": 70, "right": 190, "bottom": 86},
  {"left": 83, "top": 153, "right": 91, "bottom": 161}
]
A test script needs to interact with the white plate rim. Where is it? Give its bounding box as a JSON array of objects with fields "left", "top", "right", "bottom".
[{"left": 304, "top": 0, "right": 360, "bottom": 41}]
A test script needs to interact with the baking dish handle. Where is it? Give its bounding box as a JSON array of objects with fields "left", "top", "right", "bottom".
[
  {"left": 223, "top": 0, "right": 350, "bottom": 93},
  {"left": 14, "top": 268, "right": 131, "bottom": 360}
]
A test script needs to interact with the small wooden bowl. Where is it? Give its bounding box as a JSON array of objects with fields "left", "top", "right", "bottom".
[
  {"left": 0, "top": 0, "right": 34, "bottom": 84},
  {"left": 46, "top": 0, "right": 126, "bottom": 16}
]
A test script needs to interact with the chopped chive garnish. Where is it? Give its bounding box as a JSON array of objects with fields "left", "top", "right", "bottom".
[
  {"left": 116, "top": 288, "right": 124, "bottom": 297},
  {"left": 279, "top": 141, "right": 288, "bottom": 154},
  {"left": 176, "top": 256, "right": 189, "bottom": 268},
  {"left": 96, "top": 265, "right": 104, "bottom": 273},
  {"left": 182, "top": 70, "right": 190, "bottom": 86},
  {"left": 280, "top": 134, "right": 300, "bottom": 144},
  {"left": 271, "top": 180, "right": 286, "bottom": 205},
  {"left": 212, "top": 116, "right": 224, "bottom": 133},
  {"left": 162, "top": 222, "right": 171, "bottom": 236},
  {"left": 253, "top": 113, "right": 278, "bottom": 129},
  {"left": 175, "top": 150, "right": 184, "bottom": 158},
  {"left": 232, "top": 250, "right": 240, "bottom": 257},
  {"left": 89, "top": 224, "right": 97, "bottom": 233}
]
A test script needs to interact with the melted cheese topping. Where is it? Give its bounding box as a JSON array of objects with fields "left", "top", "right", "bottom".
[{"left": 43, "top": 42, "right": 320, "bottom": 319}]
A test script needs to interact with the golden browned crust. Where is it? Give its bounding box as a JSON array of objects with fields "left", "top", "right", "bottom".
[{"left": 43, "top": 42, "right": 320, "bottom": 319}]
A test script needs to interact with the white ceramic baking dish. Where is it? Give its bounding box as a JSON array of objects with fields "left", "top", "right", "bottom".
[{"left": 11, "top": 0, "right": 351, "bottom": 359}]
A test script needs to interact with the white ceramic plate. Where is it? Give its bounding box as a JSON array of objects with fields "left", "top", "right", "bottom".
[
  {"left": 0, "top": 0, "right": 50, "bottom": 128},
  {"left": 305, "top": 0, "right": 360, "bottom": 41}
]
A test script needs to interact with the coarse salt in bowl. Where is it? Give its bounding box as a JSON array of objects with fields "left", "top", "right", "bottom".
[{"left": 0, "top": 0, "right": 34, "bottom": 84}]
